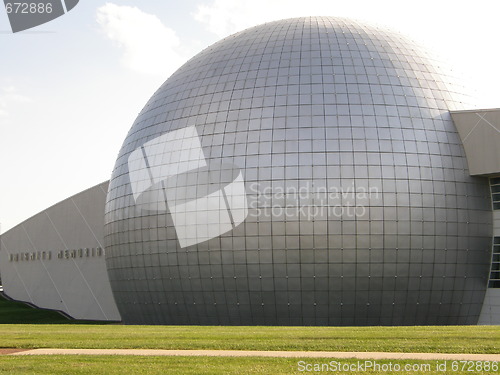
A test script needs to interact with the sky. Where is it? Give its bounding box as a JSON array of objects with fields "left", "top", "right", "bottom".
[{"left": 0, "top": 0, "right": 499, "bottom": 232}]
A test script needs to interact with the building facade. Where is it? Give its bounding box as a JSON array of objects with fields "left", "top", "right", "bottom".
[
  {"left": 103, "top": 17, "right": 495, "bottom": 325},
  {"left": 1, "top": 17, "right": 499, "bottom": 325}
]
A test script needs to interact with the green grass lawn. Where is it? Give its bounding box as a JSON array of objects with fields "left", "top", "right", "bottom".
[
  {"left": 0, "top": 325, "right": 498, "bottom": 354},
  {"left": 0, "top": 295, "right": 498, "bottom": 374},
  {"left": 0, "top": 356, "right": 499, "bottom": 375},
  {"left": 0, "top": 295, "right": 73, "bottom": 324},
  {"left": 0, "top": 295, "right": 104, "bottom": 324}
]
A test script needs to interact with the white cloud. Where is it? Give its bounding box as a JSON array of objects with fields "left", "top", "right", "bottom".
[
  {"left": 194, "top": 0, "right": 301, "bottom": 38},
  {"left": 0, "top": 96, "right": 7, "bottom": 117},
  {"left": 0, "top": 86, "right": 31, "bottom": 118},
  {"left": 96, "top": 3, "right": 184, "bottom": 76}
]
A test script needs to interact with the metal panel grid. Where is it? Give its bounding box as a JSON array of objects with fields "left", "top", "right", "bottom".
[{"left": 104, "top": 17, "right": 492, "bottom": 325}]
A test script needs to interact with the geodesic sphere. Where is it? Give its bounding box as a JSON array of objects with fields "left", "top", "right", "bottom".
[{"left": 104, "top": 17, "right": 492, "bottom": 325}]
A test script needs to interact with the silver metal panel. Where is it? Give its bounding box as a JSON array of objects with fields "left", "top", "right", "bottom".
[{"left": 105, "top": 17, "right": 492, "bottom": 326}]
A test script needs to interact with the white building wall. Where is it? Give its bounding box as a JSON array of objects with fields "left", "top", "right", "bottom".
[{"left": 0, "top": 181, "right": 120, "bottom": 321}]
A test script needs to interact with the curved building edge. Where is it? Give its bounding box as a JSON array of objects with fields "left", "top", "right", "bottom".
[{"left": 0, "top": 181, "right": 121, "bottom": 322}]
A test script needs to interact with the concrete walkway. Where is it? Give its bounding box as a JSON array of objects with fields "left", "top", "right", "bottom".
[{"left": 10, "top": 349, "right": 500, "bottom": 361}]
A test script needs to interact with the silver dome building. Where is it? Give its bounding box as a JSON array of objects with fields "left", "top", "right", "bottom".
[{"left": 104, "top": 17, "right": 492, "bottom": 325}]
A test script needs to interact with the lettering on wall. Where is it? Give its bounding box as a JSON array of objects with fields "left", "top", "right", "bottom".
[{"left": 8, "top": 247, "right": 103, "bottom": 262}]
